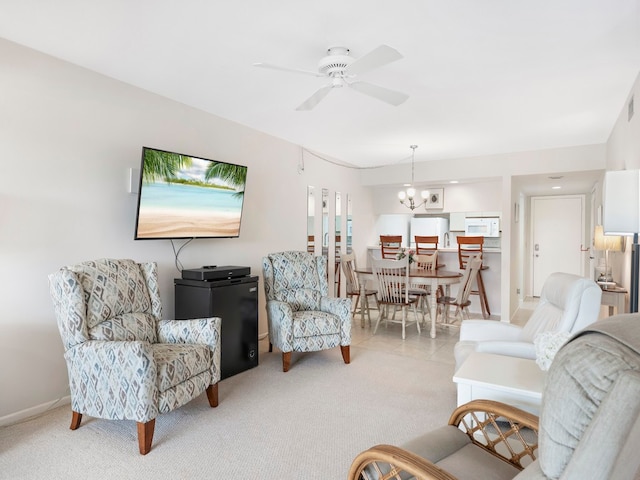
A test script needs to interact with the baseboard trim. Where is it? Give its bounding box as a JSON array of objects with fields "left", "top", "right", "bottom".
[{"left": 0, "top": 395, "right": 71, "bottom": 427}]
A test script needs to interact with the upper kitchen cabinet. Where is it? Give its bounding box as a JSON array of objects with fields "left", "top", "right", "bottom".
[{"left": 450, "top": 212, "right": 466, "bottom": 231}]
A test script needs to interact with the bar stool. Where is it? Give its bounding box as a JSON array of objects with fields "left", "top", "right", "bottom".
[
  {"left": 456, "top": 236, "right": 490, "bottom": 318},
  {"left": 380, "top": 235, "right": 403, "bottom": 259}
]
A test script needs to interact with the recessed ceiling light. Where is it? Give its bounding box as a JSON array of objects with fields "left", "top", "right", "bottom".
[
  {"left": 449, "top": 180, "right": 459, "bottom": 184},
  {"left": 549, "top": 176, "right": 564, "bottom": 180},
  {"left": 552, "top": 186, "right": 562, "bottom": 190}
]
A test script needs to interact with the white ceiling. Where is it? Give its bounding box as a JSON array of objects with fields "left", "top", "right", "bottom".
[{"left": 0, "top": 0, "right": 639, "bottom": 172}]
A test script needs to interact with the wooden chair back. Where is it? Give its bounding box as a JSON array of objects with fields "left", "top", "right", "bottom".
[
  {"left": 455, "top": 254, "right": 483, "bottom": 304},
  {"left": 340, "top": 253, "right": 360, "bottom": 295},
  {"left": 414, "top": 235, "right": 439, "bottom": 255},
  {"left": 414, "top": 252, "right": 438, "bottom": 271},
  {"left": 372, "top": 257, "right": 410, "bottom": 305},
  {"left": 457, "top": 236, "right": 484, "bottom": 269},
  {"left": 380, "top": 235, "right": 403, "bottom": 259}
]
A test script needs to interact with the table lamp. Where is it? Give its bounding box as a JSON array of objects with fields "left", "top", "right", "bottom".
[{"left": 593, "top": 225, "right": 623, "bottom": 286}]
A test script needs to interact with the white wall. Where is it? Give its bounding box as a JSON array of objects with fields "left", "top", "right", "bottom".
[
  {"left": 605, "top": 72, "right": 640, "bottom": 299},
  {"left": 0, "top": 38, "right": 374, "bottom": 421},
  {"left": 361, "top": 144, "right": 606, "bottom": 187}
]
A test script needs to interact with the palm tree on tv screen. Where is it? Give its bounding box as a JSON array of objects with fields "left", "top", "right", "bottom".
[
  {"left": 205, "top": 162, "right": 247, "bottom": 197},
  {"left": 142, "top": 149, "right": 192, "bottom": 183}
]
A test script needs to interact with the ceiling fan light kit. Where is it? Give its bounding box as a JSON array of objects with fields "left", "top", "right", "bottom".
[{"left": 254, "top": 44, "right": 409, "bottom": 110}]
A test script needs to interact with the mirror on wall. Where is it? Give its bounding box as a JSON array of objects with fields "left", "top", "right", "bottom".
[
  {"left": 307, "top": 186, "right": 315, "bottom": 254},
  {"left": 322, "top": 188, "right": 329, "bottom": 281},
  {"left": 334, "top": 192, "right": 342, "bottom": 296},
  {"left": 347, "top": 194, "right": 353, "bottom": 254}
]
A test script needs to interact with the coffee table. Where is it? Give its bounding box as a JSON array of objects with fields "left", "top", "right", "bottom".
[{"left": 453, "top": 351, "right": 545, "bottom": 416}]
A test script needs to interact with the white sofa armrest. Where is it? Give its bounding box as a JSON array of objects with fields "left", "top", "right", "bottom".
[
  {"left": 459, "top": 320, "right": 524, "bottom": 342},
  {"left": 475, "top": 341, "right": 537, "bottom": 360}
]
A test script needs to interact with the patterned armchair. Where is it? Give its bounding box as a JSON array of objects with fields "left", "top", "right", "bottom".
[
  {"left": 262, "top": 251, "right": 351, "bottom": 371},
  {"left": 48, "top": 258, "right": 222, "bottom": 455}
]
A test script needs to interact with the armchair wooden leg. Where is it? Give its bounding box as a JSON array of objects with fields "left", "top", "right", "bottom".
[
  {"left": 282, "top": 352, "right": 292, "bottom": 372},
  {"left": 70, "top": 411, "right": 82, "bottom": 430},
  {"left": 341, "top": 345, "right": 351, "bottom": 364},
  {"left": 137, "top": 419, "right": 155, "bottom": 455},
  {"left": 206, "top": 383, "right": 219, "bottom": 407},
  {"left": 269, "top": 342, "right": 273, "bottom": 352}
]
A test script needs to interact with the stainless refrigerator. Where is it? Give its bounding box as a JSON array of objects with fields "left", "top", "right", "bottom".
[{"left": 410, "top": 216, "right": 449, "bottom": 247}]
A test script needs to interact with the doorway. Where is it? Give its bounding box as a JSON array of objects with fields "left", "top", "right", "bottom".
[{"left": 530, "top": 195, "right": 585, "bottom": 296}]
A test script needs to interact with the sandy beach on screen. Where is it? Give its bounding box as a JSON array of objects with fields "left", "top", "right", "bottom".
[{"left": 136, "top": 208, "right": 241, "bottom": 238}]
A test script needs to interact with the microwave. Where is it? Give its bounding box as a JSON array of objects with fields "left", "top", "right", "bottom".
[{"left": 464, "top": 217, "right": 500, "bottom": 237}]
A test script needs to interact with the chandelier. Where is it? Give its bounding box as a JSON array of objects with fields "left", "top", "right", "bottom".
[{"left": 398, "top": 145, "right": 428, "bottom": 210}]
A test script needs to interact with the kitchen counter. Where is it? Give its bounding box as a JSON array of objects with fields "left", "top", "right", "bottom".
[{"left": 367, "top": 245, "right": 501, "bottom": 253}]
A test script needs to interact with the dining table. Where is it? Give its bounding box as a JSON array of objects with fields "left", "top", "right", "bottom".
[{"left": 355, "top": 266, "right": 463, "bottom": 339}]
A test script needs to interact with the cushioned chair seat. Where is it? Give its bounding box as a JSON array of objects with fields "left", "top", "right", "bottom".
[
  {"left": 153, "top": 343, "right": 212, "bottom": 392},
  {"left": 403, "top": 426, "right": 520, "bottom": 480},
  {"left": 292, "top": 310, "right": 341, "bottom": 337}
]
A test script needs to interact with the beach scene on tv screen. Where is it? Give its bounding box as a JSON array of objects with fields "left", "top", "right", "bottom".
[{"left": 136, "top": 150, "right": 246, "bottom": 238}]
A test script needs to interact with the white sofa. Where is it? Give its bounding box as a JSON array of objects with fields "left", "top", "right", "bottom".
[{"left": 454, "top": 272, "right": 602, "bottom": 370}]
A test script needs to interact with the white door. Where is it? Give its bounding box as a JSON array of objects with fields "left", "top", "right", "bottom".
[{"left": 531, "top": 195, "right": 585, "bottom": 296}]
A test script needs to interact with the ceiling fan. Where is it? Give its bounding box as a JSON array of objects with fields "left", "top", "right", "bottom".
[{"left": 253, "top": 45, "right": 409, "bottom": 111}]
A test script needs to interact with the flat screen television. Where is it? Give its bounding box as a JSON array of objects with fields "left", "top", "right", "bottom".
[{"left": 134, "top": 146, "right": 247, "bottom": 239}]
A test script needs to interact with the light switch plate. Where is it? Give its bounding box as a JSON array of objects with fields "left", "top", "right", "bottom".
[{"left": 128, "top": 168, "right": 140, "bottom": 194}]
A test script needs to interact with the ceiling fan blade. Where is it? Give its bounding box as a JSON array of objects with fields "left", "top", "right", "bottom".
[
  {"left": 296, "top": 86, "right": 333, "bottom": 111},
  {"left": 349, "top": 81, "right": 408, "bottom": 106},
  {"left": 253, "top": 62, "right": 324, "bottom": 78},
  {"left": 345, "top": 45, "right": 403, "bottom": 76}
]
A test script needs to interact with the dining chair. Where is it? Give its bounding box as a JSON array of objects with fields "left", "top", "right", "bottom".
[
  {"left": 341, "top": 252, "right": 378, "bottom": 327},
  {"left": 380, "top": 235, "right": 403, "bottom": 259},
  {"left": 415, "top": 236, "right": 445, "bottom": 298},
  {"left": 457, "top": 236, "right": 490, "bottom": 318},
  {"left": 437, "top": 254, "right": 482, "bottom": 326},
  {"left": 372, "top": 257, "right": 421, "bottom": 339},
  {"left": 412, "top": 252, "right": 438, "bottom": 322}
]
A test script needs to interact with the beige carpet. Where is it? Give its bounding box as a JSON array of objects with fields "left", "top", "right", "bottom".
[{"left": 0, "top": 345, "right": 457, "bottom": 479}]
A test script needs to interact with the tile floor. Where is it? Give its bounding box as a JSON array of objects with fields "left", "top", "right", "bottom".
[
  {"left": 258, "top": 297, "right": 539, "bottom": 364},
  {"left": 348, "top": 297, "right": 538, "bottom": 365}
]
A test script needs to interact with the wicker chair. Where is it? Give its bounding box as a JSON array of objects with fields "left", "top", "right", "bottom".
[
  {"left": 48, "top": 258, "right": 221, "bottom": 455},
  {"left": 349, "top": 314, "right": 640, "bottom": 480}
]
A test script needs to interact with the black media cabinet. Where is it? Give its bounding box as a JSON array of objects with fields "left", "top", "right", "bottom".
[{"left": 174, "top": 275, "right": 259, "bottom": 380}]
